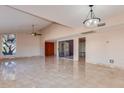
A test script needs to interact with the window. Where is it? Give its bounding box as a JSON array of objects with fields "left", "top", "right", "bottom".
[{"left": 2, "top": 34, "right": 16, "bottom": 55}]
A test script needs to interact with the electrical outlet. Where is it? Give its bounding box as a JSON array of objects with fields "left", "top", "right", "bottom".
[{"left": 109, "top": 59, "right": 114, "bottom": 64}]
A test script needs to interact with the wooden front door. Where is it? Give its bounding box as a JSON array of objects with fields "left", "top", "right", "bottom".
[{"left": 45, "top": 42, "right": 54, "bottom": 56}]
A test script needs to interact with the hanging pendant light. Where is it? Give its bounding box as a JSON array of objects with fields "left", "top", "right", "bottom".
[{"left": 83, "top": 5, "right": 101, "bottom": 27}]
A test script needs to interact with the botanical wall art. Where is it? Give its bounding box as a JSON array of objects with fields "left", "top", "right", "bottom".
[{"left": 2, "top": 34, "right": 16, "bottom": 55}]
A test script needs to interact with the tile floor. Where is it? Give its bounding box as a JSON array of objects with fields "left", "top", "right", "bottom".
[{"left": 0, "top": 56, "right": 124, "bottom": 88}]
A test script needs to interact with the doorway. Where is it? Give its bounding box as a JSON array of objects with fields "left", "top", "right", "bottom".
[
  {"left": 79, "top": 38, "right": 86, "bottom": 62},
  {"left": 45, "top": 42, "right": 54, "bottom": 56}
]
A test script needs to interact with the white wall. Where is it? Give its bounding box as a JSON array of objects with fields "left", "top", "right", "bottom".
[
  {"left": 16, "top": 33, "right": 41, "bottom": 57},
  {"left": 54, "top": 42, "right": 57, "bottom": 56},
  {"left": 86, "top": 32, "right": 107, "bottom": 65},
  {"left": 86, "top": 25, "right": 124, "bottom": 68},
  {"left": 41, "top": 24, "right": 76, "bottom": 41},
  {"left": 0, "top": 32, "right": 41, "bottom": 58},
  {"left": 73, "top": 37, "right": 79, "bottom": 61}
]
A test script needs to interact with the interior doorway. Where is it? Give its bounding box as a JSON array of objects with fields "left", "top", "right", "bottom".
[
  {"left": 79, "top": 37, "right": 86, "bottom": 62},
  {"left": 45, "top": 42, "right": 54, "bottom": 56}
]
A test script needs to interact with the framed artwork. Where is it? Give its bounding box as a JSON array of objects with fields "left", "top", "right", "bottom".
[{"left": 2, "top": 34, "right": 16, "bottom": 55}]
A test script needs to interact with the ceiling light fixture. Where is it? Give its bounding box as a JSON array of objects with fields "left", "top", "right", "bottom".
[{"left": 83, "top": 5, "right": 101, "bottom": 27}]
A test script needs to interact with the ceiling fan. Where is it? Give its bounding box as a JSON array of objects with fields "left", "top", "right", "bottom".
[
  {"left": 31, "top": 32, "right": 42, "bottom": 36},
  {"left": 30, "top": 25, "right": 42, "bottom": 36}
]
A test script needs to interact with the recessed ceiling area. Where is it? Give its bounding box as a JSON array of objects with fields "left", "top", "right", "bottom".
[{"left": 11, "top": 5, "right": 124, "bottom": 28}]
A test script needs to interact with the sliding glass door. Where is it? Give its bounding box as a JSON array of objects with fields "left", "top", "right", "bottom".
[{"left": 59, "top": 40, "right": 73, "bottom": 59}]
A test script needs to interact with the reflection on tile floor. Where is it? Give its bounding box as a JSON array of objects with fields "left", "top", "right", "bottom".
[
  {"left": 0, "top": 56, "right": 124, "bottom": 88},
  {"left": 0, "top": 61, "right": 16, "bottom": 81}
]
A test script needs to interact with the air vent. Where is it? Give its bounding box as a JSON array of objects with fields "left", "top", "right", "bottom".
[
  {"left": 81, "top": 31, "right": 96, "bottom": 35},
  {"left": 97, "top": 22, "right": 106, "bottom": 27}
]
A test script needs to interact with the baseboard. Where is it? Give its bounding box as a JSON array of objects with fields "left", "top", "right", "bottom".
[{"left": 86, "top": 61, "right": 124, "bottom": 71}]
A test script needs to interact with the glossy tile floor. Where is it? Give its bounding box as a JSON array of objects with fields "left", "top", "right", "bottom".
[{"left": 0, "top": 56, "right": 124, "bottom": 88}]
